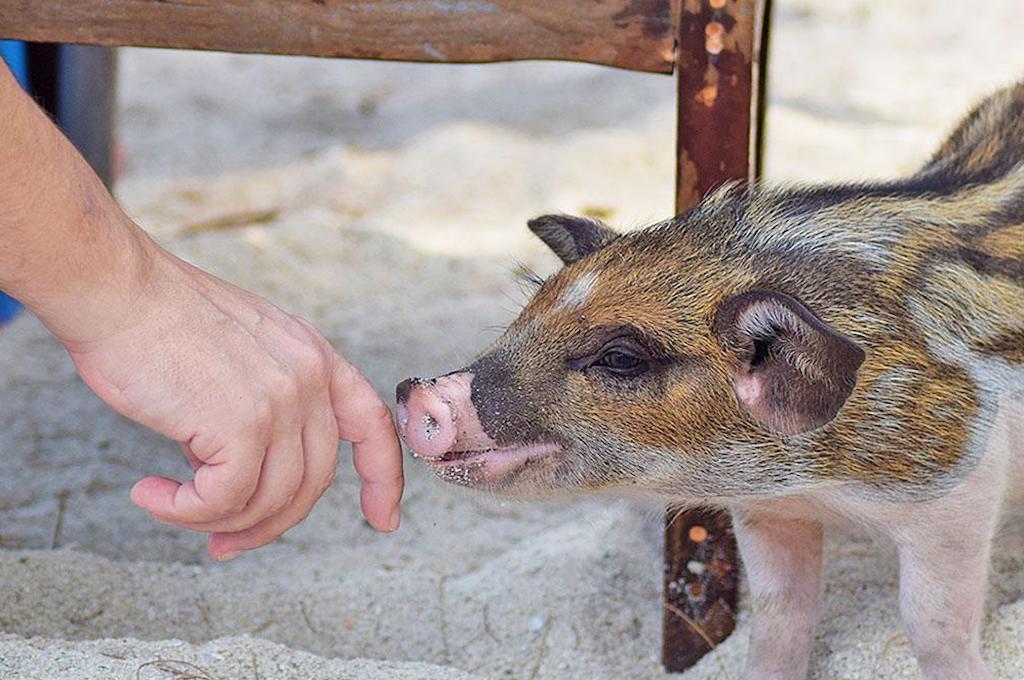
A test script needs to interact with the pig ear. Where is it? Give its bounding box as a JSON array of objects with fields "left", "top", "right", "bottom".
[
  {"left": 527, "top": 214, "right": 618, "bottom": 265},
  {"left": 713, "top": 291, "right": 865, "bottom": 435}
]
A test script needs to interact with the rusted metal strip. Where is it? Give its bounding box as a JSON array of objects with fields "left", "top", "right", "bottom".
[
  {"left": 0, "top": 0, "right": 676, "bottom": 74},
  {"left": 663, "top": 508, "right": 740, "bottom": 670},
  {"left": 674, "top": 0, "right": 768, "bottom": 206},
  {"left": 664, "top": 0, "right": 771, "bottom": 672}
]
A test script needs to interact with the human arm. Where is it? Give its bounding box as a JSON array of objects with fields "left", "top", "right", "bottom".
[{"left": 0, "top": 62, "right": 403, "bottom": 557}]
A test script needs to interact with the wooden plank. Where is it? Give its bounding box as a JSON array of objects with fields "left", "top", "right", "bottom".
[
  {"left": 664, "top": 0, "right": 770, "bottom": 672},
  {"left": 0, "top": 0, "right": 676, "bottom": 74}
]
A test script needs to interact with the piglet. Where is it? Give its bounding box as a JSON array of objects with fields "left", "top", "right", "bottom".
[{"left": 397, "top": 83, "right": 1024, "bottom": 679}]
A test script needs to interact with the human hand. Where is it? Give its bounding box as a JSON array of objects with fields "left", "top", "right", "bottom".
[
  {"left": 60, "top": 244, "right": 404, "bottom": 559},
  {"left": 0, "top": 63, "right": 402, "bottom": 557}
]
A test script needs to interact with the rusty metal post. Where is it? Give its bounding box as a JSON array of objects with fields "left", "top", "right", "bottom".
[{"left": 663, "top": 0, "right": 770, "bottom": 671}]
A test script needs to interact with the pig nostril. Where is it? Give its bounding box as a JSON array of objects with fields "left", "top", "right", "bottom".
[
  {"left": 422, "top": 414, "right": 440, "bottom": 440},
  {"left": 393, "top": 375, "right": 464, "bottom": 456}
]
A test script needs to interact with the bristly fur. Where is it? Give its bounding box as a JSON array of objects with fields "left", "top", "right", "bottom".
[{"left": 512, "top": 263, "right": 546, "bottom": 290}]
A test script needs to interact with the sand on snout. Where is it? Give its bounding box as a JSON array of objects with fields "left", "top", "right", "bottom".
[{"left": 1, "top": 1, "right": 1024, "bottom": 678}]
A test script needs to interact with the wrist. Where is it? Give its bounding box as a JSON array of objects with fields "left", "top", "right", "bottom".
[{"left": 28, "top": 209, "right": 163, "bottom": 349}]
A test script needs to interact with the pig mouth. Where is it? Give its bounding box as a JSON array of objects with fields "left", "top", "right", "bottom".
[{"left": 419, "top": 442, "right": 563, "bottom": 482}]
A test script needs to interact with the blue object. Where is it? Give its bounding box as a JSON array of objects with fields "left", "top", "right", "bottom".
[
  {"left": 0, "top": 294, "right": 20, "bottom": 325},
  {"left": 0, "top": 40, "right": 30, "bottom": 324},
  {"left": 0, "top": 40, "right": 29, "bottom": 87}
]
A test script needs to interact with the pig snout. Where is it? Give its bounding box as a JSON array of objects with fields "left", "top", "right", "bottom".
[
  {"left": 396, "top": 372, "right": 563, "bottom": 488},
  {"left": 395, "top": 372, "right": 497, "bottom": 459}
]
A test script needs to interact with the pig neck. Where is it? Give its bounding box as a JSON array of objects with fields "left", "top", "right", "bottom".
[{"left": 657, "top": 170, "right": 1024, "bottom": 502}]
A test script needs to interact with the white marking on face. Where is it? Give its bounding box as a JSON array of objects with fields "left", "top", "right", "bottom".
[{"left": 558, "top": 271, "right": 598, "bottom": 310}]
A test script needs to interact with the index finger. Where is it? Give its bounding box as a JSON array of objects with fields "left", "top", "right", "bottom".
[{"left": 330, "top": 357, "right": 404, "bottom": 532}]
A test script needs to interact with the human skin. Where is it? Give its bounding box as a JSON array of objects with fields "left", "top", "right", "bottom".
[{"left": 0, "top": 63, "right": 403, "bottom": 559}]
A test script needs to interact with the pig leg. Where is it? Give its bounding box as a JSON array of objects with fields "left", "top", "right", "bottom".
[
  {"left": 733, "top": 511, "right": 823, "bottom": 680},
  {"left": 894, "top": 502, "right": 997, "bottom": 680}
]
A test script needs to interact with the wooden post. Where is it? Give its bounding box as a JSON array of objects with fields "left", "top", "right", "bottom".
[
  {"left": 663, "top": 0, "right": 770, "bottom": 672},
  {"left": 58, "top": 45, "right": 118, "bottom": 187}
]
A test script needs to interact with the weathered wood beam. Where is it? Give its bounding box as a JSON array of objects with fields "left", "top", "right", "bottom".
[
  {"left": 664, "top": 0, "right": 771, "bottom": 672},
  {"left": 675, "top": 0, "right": 768, "bottom": 205},
  {"left": 0, "top": 0, "right": 676, "bottom": 73}
]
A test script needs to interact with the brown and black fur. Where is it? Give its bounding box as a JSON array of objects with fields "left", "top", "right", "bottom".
[
  {"left": 401, "top": 81, "right": 1024, "bottom": 679},
  {"left": 456, "top": 81, "right": 1024, "bottom": 505}
]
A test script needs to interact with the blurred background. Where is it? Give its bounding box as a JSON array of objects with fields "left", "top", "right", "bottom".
[{"left": 1, "top": 1, "right": 1023, "bottom": 678}]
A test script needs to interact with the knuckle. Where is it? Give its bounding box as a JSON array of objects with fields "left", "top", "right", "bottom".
[
  {"left": 316, "top": 470, "right": 337, "bottom": 496},
  {"left": 283, "top": 321, "right": 332, "bottom": 375},
  {"left": 366, "top": 399, "right": 393, "bottom": 426},
  {"left": 264, "top": 498, "right": 289, "bottom": 517},
  {"left": 311, "top": 464, "right": 333, "bottom": 491},
  {"left": 268, "top": 368, "right": 300, "bottom": 402},
  {"left": 250, "top": 399, "right": 275, "bottom": 434},
  {"left": 211, "top": 496, "right": 248, "bottom": 519},
  {"left": 333, "top": 357, "right": 361, "bottom": 385},
  {"left": 295, "top": 505, "right": 316, "bottom": 526},
  {"left": 268, "top": 488, "right": 298, "bottom": 516},
  {"left": 295, "top": 343, "right": 328, "bottom": 377},
  {"left": 294, "top": 316, "right": 323, "bottom": 342},
  {"left": 225, "top": 490, "right": 250, "bottom": 515}
]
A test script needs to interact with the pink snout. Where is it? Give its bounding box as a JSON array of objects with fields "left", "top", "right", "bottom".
[{"left": 395, "top": 372, "right": 497, "bottom": 459}]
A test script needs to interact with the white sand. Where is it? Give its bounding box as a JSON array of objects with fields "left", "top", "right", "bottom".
[{"left": 2, "top": 1, "right": 1023, "bottom": 678}]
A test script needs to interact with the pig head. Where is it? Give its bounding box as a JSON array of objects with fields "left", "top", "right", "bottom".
[{"left": 396, "top": 212, "right": 865, "bottom": 502}]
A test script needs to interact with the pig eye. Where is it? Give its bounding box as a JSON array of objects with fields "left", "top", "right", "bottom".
[
  {"left": 594, "top": 349, "right": 647, "bottom": 376},
  {"left": 567, "top": 326, "right": 661, "bottom": 378}
]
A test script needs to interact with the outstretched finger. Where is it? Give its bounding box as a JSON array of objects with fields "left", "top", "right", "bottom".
[{"left": 331, "top": 358, "right": 404, "bottom": 532}]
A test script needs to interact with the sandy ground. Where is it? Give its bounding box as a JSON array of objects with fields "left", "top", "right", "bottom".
[{"left": 2, "top": 0, "right": 1024, "bottom": 678}]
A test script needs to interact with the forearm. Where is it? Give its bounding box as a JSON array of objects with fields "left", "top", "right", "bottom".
[{"left": 0, "top": 62, "right": 154, "bottom": 344}]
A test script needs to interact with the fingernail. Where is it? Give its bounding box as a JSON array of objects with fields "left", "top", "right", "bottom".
[
  {"left": 216, "top": 550, "right": 244, "bottom": 561},
  {"left": 388, "top": 508, "right": 401, "bottom": 532}
]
